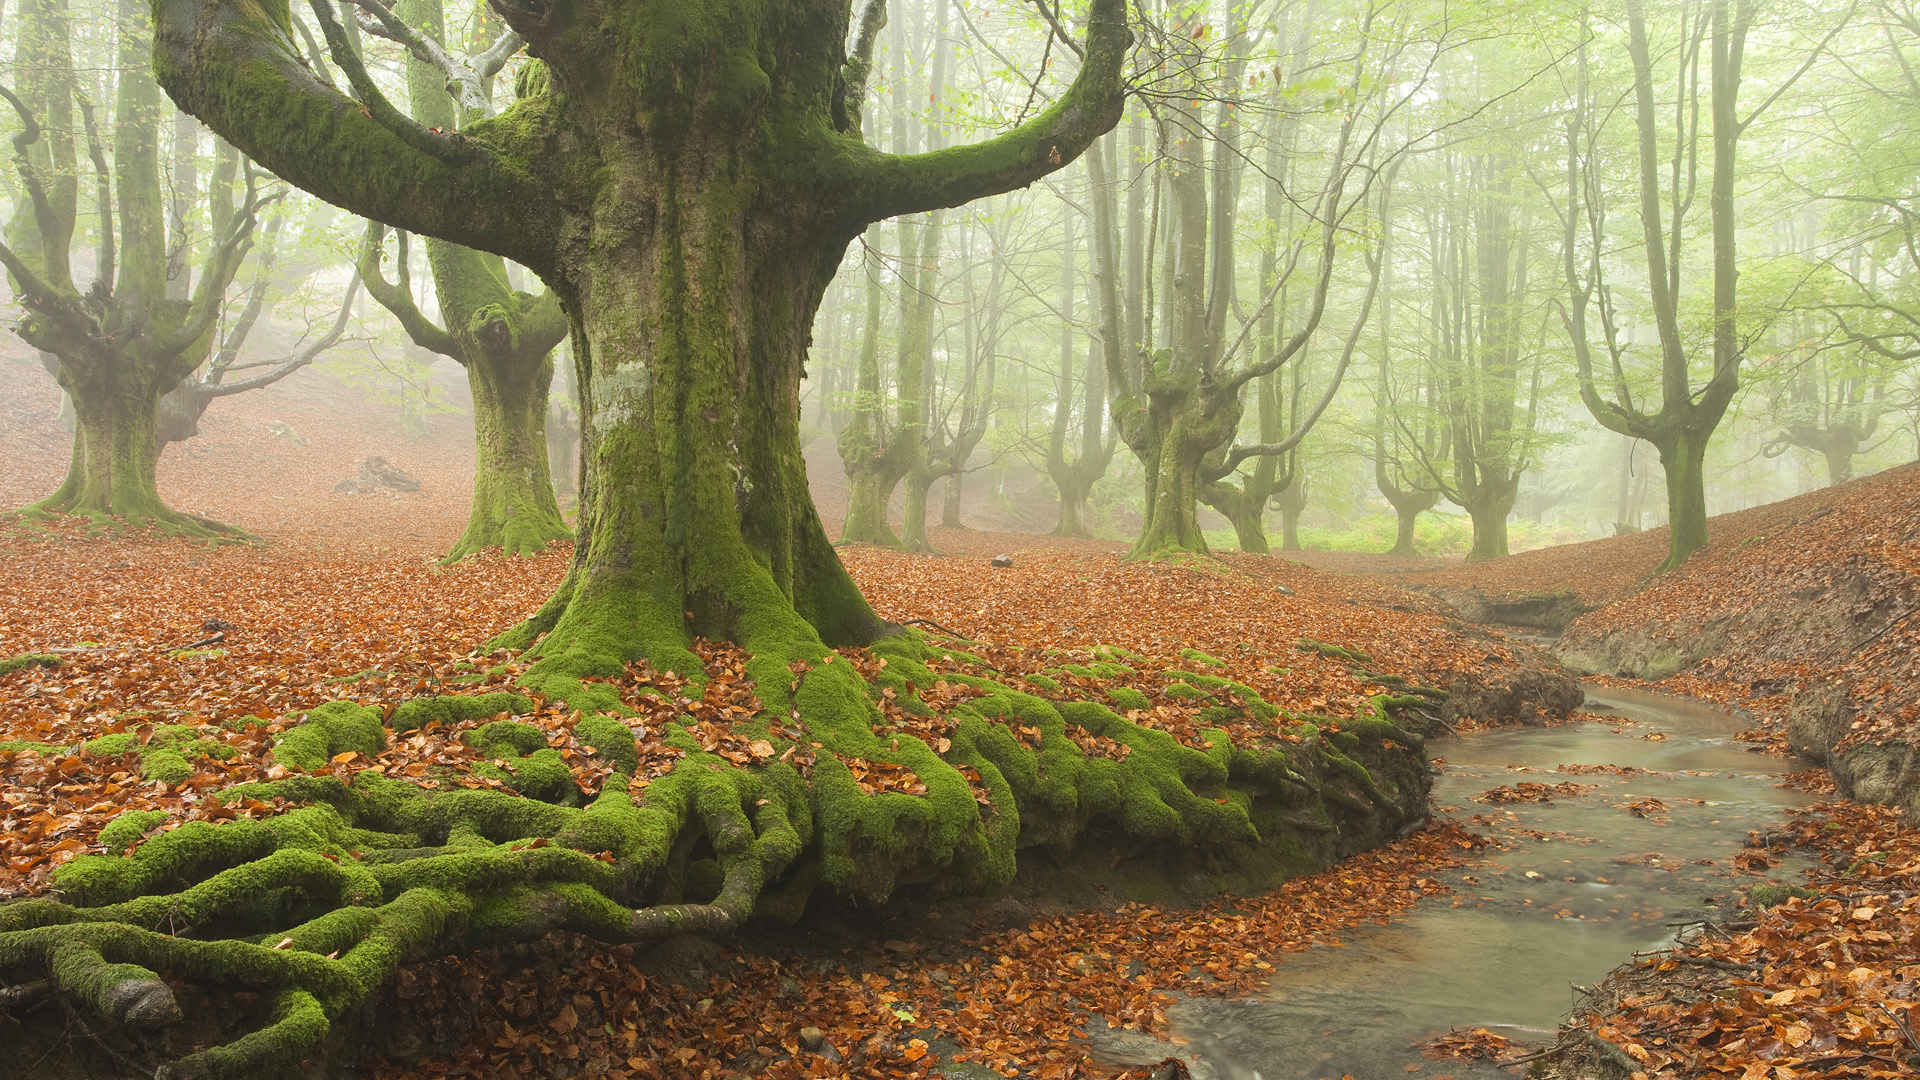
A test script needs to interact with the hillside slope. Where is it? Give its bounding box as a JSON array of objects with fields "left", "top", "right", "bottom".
[{"left": 1394, "top": 461, "right": 1920, "bottom": 812}]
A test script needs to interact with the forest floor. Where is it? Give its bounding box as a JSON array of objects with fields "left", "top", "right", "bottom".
[{"left": 3, "top": 348, "right": 1917, "bottom": 1078}]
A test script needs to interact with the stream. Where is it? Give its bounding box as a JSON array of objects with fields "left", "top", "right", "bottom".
[{"left": 1085, "top": 686, "right": 1816, "bottom": 1080}]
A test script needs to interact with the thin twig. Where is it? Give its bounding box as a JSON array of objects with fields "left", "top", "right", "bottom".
[{"left": 899, "top": 617, "right": 976, "bottom": 642}]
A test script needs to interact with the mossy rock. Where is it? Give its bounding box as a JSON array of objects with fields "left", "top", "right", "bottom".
[{"left": 1178, "top": 648, "right": 1227, "bottom": 669}]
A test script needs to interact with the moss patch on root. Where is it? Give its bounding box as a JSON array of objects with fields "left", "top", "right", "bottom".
[{"left": 0, "top": 653, "right": 62, "bottom": 676}]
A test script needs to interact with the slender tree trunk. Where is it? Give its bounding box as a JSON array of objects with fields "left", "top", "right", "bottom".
[{"left": 940, "top": 472, "right": 963, "bottom": 528}]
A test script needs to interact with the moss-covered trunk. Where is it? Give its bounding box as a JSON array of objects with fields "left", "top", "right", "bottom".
[
  {"left": 900, "top": 470, "right": 935, "bottom": 553},
  {"left": 941, "top": 472, "right": 964, "bottom": 527},
  {"left": 1130, "top": 425, "right": 1211, "bottom": 559},
  {"left": 1465, "top": 498, "right": 1511, "bottom": 561},
  {"left": 1053, "top": 477, "right": 1092, "bottom": 538},
  {"left": 447, "top": 349, "right": 570, "bottom": 561},
  {"left": 840, "top": 468, "right": 900, "bottom": 547},
  {"left": 1823, "top": 440, "right": 1856, "bottom": 486},
  {"left": 42, "top": 368, "right": 167, "bottom": 521},
  {"left": 1657, "top": 429, "right": 1712, "bottom": 572},
  {"left": 505, "top": 156, "right": 889, "bottom": 695}
]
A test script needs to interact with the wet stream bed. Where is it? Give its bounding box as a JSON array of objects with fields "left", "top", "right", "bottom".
[{"left": 1084, "top": 687, "right": 1817, "bottom": 1080}]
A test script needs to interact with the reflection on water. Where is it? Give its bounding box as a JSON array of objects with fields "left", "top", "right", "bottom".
[{"left": 1085, "top": 688, "right": 1815, "bottom": 1080}]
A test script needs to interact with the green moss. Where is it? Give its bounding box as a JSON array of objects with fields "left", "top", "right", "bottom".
[
  {"left": 1178, "top": 648, "right": 1227, "bottom": 668},
  {"left": 1106, "top": 687, "right": 1151, "bottom": 711},
  {"left": 1162, "top": 681, "right": 1212, "bottom": 700},
  {"left": 575, "top": 714, "right": 638, "bottom": 773},
  {"left": 272, "top": 702, "right": 386, "bottom": 772},
  {"left": 98, "top": 811, "right": 170, "bottom": 855},
  {"left": 389, "top": 691, "right": 531, "bottom": 733},
  {"left": 1747, "top": 884, "right": 1817, "bottom": 908},
  {"left": 0, "top": 739, "right": 68, "bottom": 754},
  {"left": 79, "top": 725, "right": 234, "bottom": 782},
  {"left": 1297, "top": 639, "right": 1373, "bottom": 664},
  {"left": 1024, "top": 673, "right": 1062, "bottom": 693},
  {"left": 0, "top": 653, "right": 62, "bottom": 675}
]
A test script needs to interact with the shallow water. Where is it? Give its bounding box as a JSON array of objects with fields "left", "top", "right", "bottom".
[{"left": 1085, "top": 687, "right": 1815, "bottom": 1080}]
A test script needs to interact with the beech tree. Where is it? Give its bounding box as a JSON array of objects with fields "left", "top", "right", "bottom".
[
  {"left": 1090, "top": 6, "right": 1394, "bottom": 559},
  {"left": 1557, "top": 0, "right": 1854, "bottom": 570},
  {"left": 350, "top": 0, "right": 572, "bottom": 560},
  {"left": 1, "top": 0, "right": 269, "bottom": 534}
]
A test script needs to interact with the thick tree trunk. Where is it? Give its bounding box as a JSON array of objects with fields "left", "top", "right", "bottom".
[
  {"left": 1823, "top": 440, "right": 1855, "bottom": 486},
  {"left": 940, "top": 471, "right": 963, "bottom": 528},
  {"left": 1131, "top": 431, "right": 1210, "bottom": 558},
  {"left": 1657, "top": 430, "right": 1712, "bottom": 571},
  {"left": 447, "top": 350, "right": 571, "bottom": 561},
  {"left": 900, "top": 471, "right": 935, "bottom": 553},
  {"left": 28, "top": 360, "right": 230, "bottom": 535},
  {"left": 841, "top": 469, "right": 900, "bottom": 547},
  {"left": 1464, "top": 498, "right": 1511, "bottom": 561},
  {"left": 1227, "top": 501, "right": 1271, "bottom": 555},
  {"left": 1390, "top": 505, "right": 1420, "bottom": 557},
  {"left": 505, "top": 176, "right": 889, "bottom": 697},
  {"left": 1053, "top": 486, "right": 1091, "bottom": 538}
]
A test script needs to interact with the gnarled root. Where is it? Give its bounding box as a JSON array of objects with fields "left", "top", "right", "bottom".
[{"left": 0, "top": 632, "right": 1429, "bottom": 1076}]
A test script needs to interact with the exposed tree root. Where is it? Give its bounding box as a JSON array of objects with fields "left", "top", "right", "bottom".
[
  {"left": 0, "top": 629, "right": 1432, "bottom": 1077},
  {"left": 9, "top": 499, "right": 253, "bottom": 544}
]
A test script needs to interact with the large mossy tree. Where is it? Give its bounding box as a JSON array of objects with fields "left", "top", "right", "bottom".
[
  {"left": 0, "top": 3, "right": 1441, "bottom": 1074},
  {"left": 0, "top": 0, "right": 268, "bottom": 535}
]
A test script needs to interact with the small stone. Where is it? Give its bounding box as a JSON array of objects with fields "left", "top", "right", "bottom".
[
  {"left": 990, "top": 554, "right": 1013, "bottom": 568},
  {"left": 799, "top": 1026, "right": 826, "bottom": 1051},
  {"left": 1275, "top": 584, "right": 1295, "bottom": 596}
]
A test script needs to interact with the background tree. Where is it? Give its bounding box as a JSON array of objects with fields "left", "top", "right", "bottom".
[
  {"left": 1, "top": 0, "right": 268, "bottom": 533},
  {"left": 350, "top": 0, "right": 571, "bottom": 560},
  {"left": 1557, "top": 0, "right": 1853, "bottom": 571}
]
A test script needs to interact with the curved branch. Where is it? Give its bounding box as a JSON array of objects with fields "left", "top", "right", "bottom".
[
  {"left": 74, "top": 96, "right": 115, "bottom": 298},
  {"left": 149, "top": 0, "right": 560, "bottom": 276},
  {"left": 830, "top": 0, "right": 1131, "bottom": 226},
  {"left": 0, "top": 83, "right": 72, "bottom": 287},
  {"left": 357, "top": 221, "right": 459, "bottom": 357},
  {"left": 1209, "top": 228, "right": 1386, "bottom": 480},
  {"left": 206, "top": 270, "right": 364, "bottom": 398}
]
